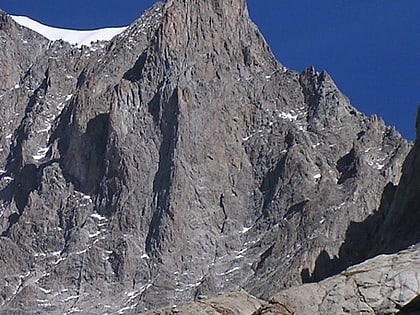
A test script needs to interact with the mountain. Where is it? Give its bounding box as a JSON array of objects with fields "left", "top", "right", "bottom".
[
  {"left": 0, "top": 0, "right": 418, "bottom": 314},
  {"left": 10, "top": 15, "right": 127, "bottom": 47}
]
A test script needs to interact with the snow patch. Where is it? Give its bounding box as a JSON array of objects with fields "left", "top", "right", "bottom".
[
  {"left": 63, "top": 295, "right": 79, "bottom": 302},
  {"left": 217, "top": 267, "right": 240, "bottom": 276},
  {"left": 88, "top": 231, "right": 101, "bottom": 238},
  {"left": 235, "top": 247, "right": 248, "bottom": 259},
  {"left": 241, "top": 226, "right": 252, "bottom": 233},
  {"left": 279, "top": 112, "right": 298, "bottom": 121},
  {"left": 90, "top": 213, "right": 107, "bottom": 221},
  {"left": 52, "top": 256, "right": 66, "bottom": 265},
  {"left": 39, "top": 287, "right": 52, "bottom": 294},
  {"left": 126, "top": 291, "right": 138, "bottom": 298},
  {"left": 186, "top": 281, "right": 202, "bottom": 288},
  {"left": 117, "top": 306, "right": 131, "bottom": 314},
  {"left": 375, "top": 163, "right": 385, "bottom": 170},
  {"left": 57, "top": 102, "right": 65, "bottom": 110},
  {"left": 33, "top": 147, "right": 49, "bottom": 160},
  {"left": 367, "top": 159, "right": 386, "bottom": 171},
  {"left": 235, "top": 248, "right": 248, "bottom": 255},
  {"left": 65, "top": 307, "right": 82, "bottom": 314},
  {"left": 36, "top": 123, "right": 51, "bottom": 134},
  {"left": 242, "top": 134, "right": 254, "bottom": 141},
  {"left": 11, "top": 16, "right": 127, "bottom": 47}
]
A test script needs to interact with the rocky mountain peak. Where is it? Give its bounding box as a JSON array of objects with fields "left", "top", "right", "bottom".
[
  {"left": 0, "top": 1, "right": 417, "bottom": 314},
  {"left": 0, "top": 10, "right": 13, "bottom": 28},
  {"left": 166, "top": 0, "right": 247, "bottom": 18}
]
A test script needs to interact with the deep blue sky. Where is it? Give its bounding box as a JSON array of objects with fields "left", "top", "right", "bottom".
[{"left": 1, "top": 0, "right": 419, "bottom": 140}]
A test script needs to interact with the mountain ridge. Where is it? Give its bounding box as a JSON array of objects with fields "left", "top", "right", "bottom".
[{"left": 0, "top": 1, "right": 418, "bottom": 314}]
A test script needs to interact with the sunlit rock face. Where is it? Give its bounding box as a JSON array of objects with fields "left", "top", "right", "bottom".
[{"left": 0, "top": 1, "right": 416, "bottom": 314}]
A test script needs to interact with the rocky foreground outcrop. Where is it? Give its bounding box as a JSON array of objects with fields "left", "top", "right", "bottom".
[
  {"left": 144, "top": 291, "right": 263, "bottom": 315},
  {"left": 265, "top": 244, "right": 420, "bottom": 315},
  {"left": 0, "top": 0, "right": 417, "bottom": 314}
]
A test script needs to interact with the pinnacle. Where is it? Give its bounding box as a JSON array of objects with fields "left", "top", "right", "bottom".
[{"left": 165, "top": 0, "right": 248, "bottom": 19}]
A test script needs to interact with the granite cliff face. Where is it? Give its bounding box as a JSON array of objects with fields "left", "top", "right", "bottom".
[{"left": 0, "top": 1, "right": 417, "bottom": 314}]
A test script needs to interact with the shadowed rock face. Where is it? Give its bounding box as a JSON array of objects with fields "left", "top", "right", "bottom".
[
  {"left": 373, "top": 107, "right": 420, "bottom": 254},
  {"left": 0, "top": 0, "right": 415, "bottom": 314}
]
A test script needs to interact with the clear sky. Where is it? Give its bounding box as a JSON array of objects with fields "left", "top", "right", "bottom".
[{"left": 1, "top": 0, "right": 419, "bottom": 140}]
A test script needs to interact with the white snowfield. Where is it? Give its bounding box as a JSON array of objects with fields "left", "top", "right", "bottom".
[{"left": 11, "top": 15, "right": 127, "bottom": 47}]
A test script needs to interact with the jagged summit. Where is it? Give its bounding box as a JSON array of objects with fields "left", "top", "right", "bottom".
[{"left": 0, "top": 1, "right": 417, "bottom": 314}]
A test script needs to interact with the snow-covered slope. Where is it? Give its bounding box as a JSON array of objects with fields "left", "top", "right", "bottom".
[{"left": 11, "top": 15, "right": 127, "bottom": 47}]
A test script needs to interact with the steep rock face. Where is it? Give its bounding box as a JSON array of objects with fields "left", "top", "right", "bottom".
[
  {"left": 0, "top": 1, "right": 413, "bottom": 314},
  {"left": 0, "top": 13, "right": 48, "bottom": 89}
]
